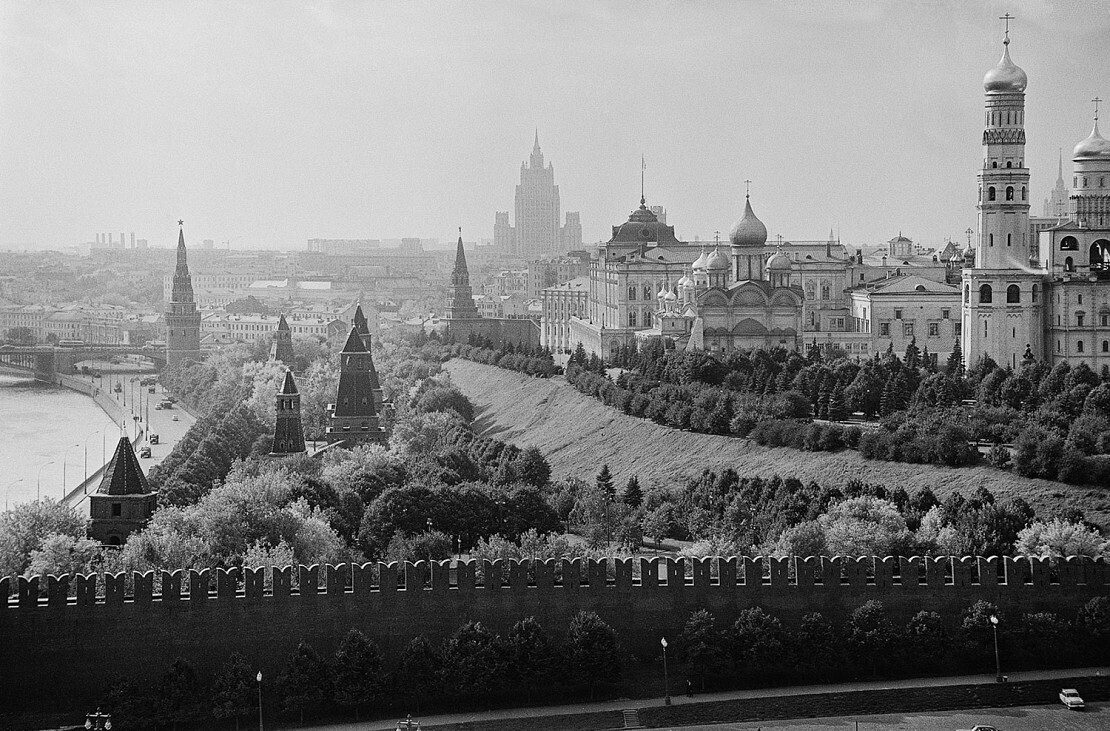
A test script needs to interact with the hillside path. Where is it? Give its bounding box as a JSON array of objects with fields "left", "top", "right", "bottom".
[{"left": 444, "top": 359, "right": 1110, "bottom": 525}]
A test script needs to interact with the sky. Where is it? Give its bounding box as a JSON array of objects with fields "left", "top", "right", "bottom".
[{"left": 1, "top": 0, "right": 1108, "bottom": 252}]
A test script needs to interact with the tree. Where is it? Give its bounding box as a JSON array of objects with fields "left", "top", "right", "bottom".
[
  {"left": 960, "top": 600, "right": 1002, "bottom": 667},
  {"left": 904, "top": 610, "right": 948, "bottom": 671},
  {"left": 572, "top": 342, "right": 588, "bottom": 367},
  {"left": 641, "top": 504, "right": 673, "bottom": 550},
  {"left": 211, "top": 653, "right": 255, "bottom": 730},
  {"left": 0, "top": 498, "right": 87, "bottom": 577},
  {"left": 506, "top": 617, "right": 561, "bottom": 699},
  {"left": 729, "top": 607, "right": 787, "bottom": 679},
  {"left": 623, "top": 476, "right": 643, "bottom": 508},
  {"left": 596, "top": 464, "right": 615, "bottom": 500},
  {"left": 155, "top": 657, "right": 202, "bottom": 730},
  {"left": 513, "top": 446, "right": 552, "bottom": 489},
  {"left": 681, "top": 609, "right": 724, "bottom": 690},
  {"left": 440, "top": 621, "right": 506, "bottom": 701},
  {"left": 277, "top": 641, "right": 329, "bottom": 724},
  {"left": 1015, "top": 518, "right": 1109, "bottom": 559},
  {"left": 4, "top": 325, "right": 35, "bottom": 344},
  {"left": 394, "top": 635, "right": 440, "bottom": 710},
  {"left": 566, "top": 610, "right": 621, "bottom": 699},
  {"left": 332, "top": 629, "right": 383, "bottom": 720},
  {"left": 846, "top": 600, "right": 896, "bottom": 677}
]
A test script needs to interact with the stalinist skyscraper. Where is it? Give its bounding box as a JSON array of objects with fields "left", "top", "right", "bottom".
[{"left": 494, "top": 132, "right": 582, "bottom": 257}]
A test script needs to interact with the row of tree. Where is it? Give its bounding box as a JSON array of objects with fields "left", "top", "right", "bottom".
[
  {"left": 104, "top": 612, "right": 621, "bottom": 728},
  {"left": 447, "top": 335, "right": 561, "bottom": 378}
]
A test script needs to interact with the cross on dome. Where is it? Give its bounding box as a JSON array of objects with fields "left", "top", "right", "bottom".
[
  {"left": 999, "top": 13, "right": 1014, "bottom": 44},
  {"left": 1094, "top": 96, "right": 1103, "bottom": 122}
]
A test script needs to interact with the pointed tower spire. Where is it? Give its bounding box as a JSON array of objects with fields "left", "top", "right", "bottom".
[
  {"left": 325, "top": 327, "right": 387, "bottom": 446},
  {"left": 270, "top": 370, "right": 307, "bottom": 456},
  {"left": 270, "top": 312, "right": 295, "bottom": 364},
  {"left": 1058, "top": 147, "right": 1064, "bottom": 183},
  {"left": 166, "top": 220, "right": 202, "bottom": 367},
  {"left": 88, "top": 437, "right": 156, "bottom": 545},
  {"left": 445, "top": 227, "right": 479, "bottom": 319}
]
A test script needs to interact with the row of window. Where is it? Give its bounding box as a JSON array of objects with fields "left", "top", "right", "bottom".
[
  {"left": 1074, "top": 176, "right": 1107, "bottom": 188},
  {"left": 984, "top": 185, "right": 1026, "bottom": 201},
  {"left": 1055, "top": 313, "right": 1110, "bottom": 327},
  {"left": 878, "top": 322, "right": 958, "bottom": 338},
  {"left": 1057, "top": 340, "right": 1110, "bottom": 353},
  {"left": 987, "top": 110, "right": 1023, "bottom": 126},
  {"left": 967, "top": 284, "right": 1035, "bottom": 304}
]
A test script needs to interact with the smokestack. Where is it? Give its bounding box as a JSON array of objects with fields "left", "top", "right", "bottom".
[
  {"left": 130, "top": 232, "right": 135, "bottom": 248},
  {"left": 121, "top": 232, "right": 126, "bottom": 249}
]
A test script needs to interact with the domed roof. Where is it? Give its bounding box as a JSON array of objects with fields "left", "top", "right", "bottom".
[
  {"left": 706, "top": 248, "right": 730, "bottom": 271},
  {"left": 1073, "top": 121, "right": 1110, "bottom": 160},
  {"left": 677, "top": 273, "right": 691, "bottom": 287},
  {"left": 692, "top": 249, "right": 709, "bottom": 270},
  {"left": 664, "top": 289, "right": 677, "bottom": 301},
  {"left": 766, "top": 250, "right": 791, "bottom": 271},
  {"left": 657, "top": 284, "right": 668, "bottom": 298},
  {"left": 729, "top": 195, "right": 768, "bottom": 247},
  {"left": 983, "top": 41, "right": 1027, "bottom": 93}
]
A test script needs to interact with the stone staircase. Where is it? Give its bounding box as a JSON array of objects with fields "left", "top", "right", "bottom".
[{"left": 621, "top": 708, "right": 643, "bottom": 729}]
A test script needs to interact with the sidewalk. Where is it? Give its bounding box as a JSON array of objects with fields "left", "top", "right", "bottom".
[{"left": 303, "top": 666, "right": 1110, "bottom": 731}]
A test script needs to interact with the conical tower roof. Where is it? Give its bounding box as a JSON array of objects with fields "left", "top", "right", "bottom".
[
  {"left": 352, "top": 303, "right": 369, "bottom": 334},
  {"left": 97, "top": 437, "right": 151, "bottom": 496},
  {"left": 452, "top": 232, "right": 469, "bottom": 278},
  {"left": 280, "top": 369, "right": 299, "bottom": 394},
  {"left": 277, "top": 312, "right": 290, "bottom": 331},
  {"left": 341, "top": 325, "right": 367, "bottom": 353}
]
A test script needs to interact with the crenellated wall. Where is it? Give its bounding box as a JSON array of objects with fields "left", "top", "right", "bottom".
[{"left": 2, "top": 555, "right": 1106, "bottom": 712}]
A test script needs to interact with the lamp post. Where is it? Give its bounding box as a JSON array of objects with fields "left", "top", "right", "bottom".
[
  {"left": 661, "top": 636, "right": 670, "bottom": 706},
  {"left": 990, "top": 614, "right": 1002, "bottom": 682},
  {"left": 85, "top": 707, "right": 111, "bottom": 731},
  {"left": 36, "top": 461, "right": 54, "bottom": 500},
  {"left": 83, "top": 430, "right": 101, "bottom": 492},
  {"left": 4, "top": 478, "right": 23, "bottom": 511},
  {"left": 62, "top": 442, "right": 81, "bottom": 499},
  {"left": 256, "top": 670, "right": 263, "bottom": 731}
]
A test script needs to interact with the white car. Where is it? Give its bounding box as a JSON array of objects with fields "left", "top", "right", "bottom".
[{"left": 1059, "top": 688, "right": 1084, "bottom": 709}]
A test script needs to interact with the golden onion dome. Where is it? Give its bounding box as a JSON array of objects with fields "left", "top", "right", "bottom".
[
  {"left": 766, "top": 250, "right": 791, "bottom": 271},
  {"left": 706, "top": 247, "right": 730, "bottom": 271},
  {"left": 729, "top": 195, "right": 768, "bottom": 247},
  {"left": 692, "top": 250, "right": 709, "bottom": 270},
  {"left": 983, "top": 42, "right": 1027, "bottom": 93},
  {"left": 1073, "top": 121, "right": 1110, "bottom": 160}
]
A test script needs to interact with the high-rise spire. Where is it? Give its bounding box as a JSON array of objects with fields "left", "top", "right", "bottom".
[{"left": 166, "top": 221, "right": 202, "bottom": 367}]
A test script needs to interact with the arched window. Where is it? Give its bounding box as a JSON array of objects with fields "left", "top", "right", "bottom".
[
  {"left": 627, "top": 285, "right": 637, "bottom": 301},
  {"left": 1006, "top": 186, "right": 1014, "bottom": 201},
  {"left": 992, "top": 161, "right": 998, "bottom": 169},
  {"left": 1031, "top": 284, "right": 1038, "bottom": 302},
  {"left": 1006, "top": 284, "right": 1020, "bottom": 303},
  {"left": 1061, "top": 236, "right": 1079, "bottom": 251},
  {"left": 1006, "top": 161, "right": 1012, "bottom": 168},
  {"left": 1022, "top": 186, "right": 1027, "bottom": 200},
  {"left": 989, "top": 233, "right": 994, "bottom": 247},
  {"left": 964, "top": 284, "right": 969, "bottom": 303},
  {"left": 1103, "top": 340, "right": 1108, "bottom": 353},
  {"left": 643, "top": 285, "right": 652, "bottom": 300},
  {"left": 821, "top": 283, "right": 830, "bottom": 300},
  {"left": 988, "top": 187, "right": 996, "bottom": 201},
  {"left": 628, "top": 311, "right": 637, "bottom": 327},
  {"left": 1091, "top": 240, "right": 1110, "bottom": 273},
  {"left": 1007, "top": 233, "right": 1012, "bottom": 247},
  {"left": 979, "top": 284, "right": 993, "bottom": 303},
  {"left": 805, "top": 283, "right": 815, "bottom": 300},
  {"left": 1065, "top": 257, "right": 1075, "bottom": 273},
  {"left": 1078, "top": 340, "right": 1085, "bottom": 353}
]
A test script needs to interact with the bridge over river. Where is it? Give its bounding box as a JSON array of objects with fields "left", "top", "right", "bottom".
[{"left": 0, "top": 344, "right": 166, "bottom": 382}]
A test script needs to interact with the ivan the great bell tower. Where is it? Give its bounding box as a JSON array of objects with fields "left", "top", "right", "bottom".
[{"left": 962, "top": 18, "right": 1044, "bottom": 371}]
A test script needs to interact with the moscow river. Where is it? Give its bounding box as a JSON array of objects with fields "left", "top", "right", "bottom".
[{"left": 0, "top": 373, "right": 119, "bottom": 508}]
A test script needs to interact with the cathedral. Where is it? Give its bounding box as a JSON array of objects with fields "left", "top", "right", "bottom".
[{"left": 962, "top": 28, "right": 1110, "bottom": 371}]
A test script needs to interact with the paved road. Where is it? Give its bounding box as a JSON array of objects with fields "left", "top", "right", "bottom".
[
  {"left": 676, "top": 703, "right": 1106, "bottom": 730},
  {"left": 300, "top": 668, "right": 1109, "bottom": 731}
]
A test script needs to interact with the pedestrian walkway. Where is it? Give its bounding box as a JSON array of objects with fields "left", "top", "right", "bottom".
[{"left": 303, "top": 666, "right": 1109, "bottom": 731}]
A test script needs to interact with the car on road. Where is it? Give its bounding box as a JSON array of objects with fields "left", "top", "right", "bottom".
[
  {"left": 139, "top": 447, "right": 151, "bottom": 459},
  {"left": 172, "top": 415, "right": 179, "bottom": 421},
  {"left": 149, "top": 434, "right": 159, "bottom": 445},
  {"left": 957, "top": 726, "right": 998, "bottom": 731},
  {"left": 1060, "top": 688, "right": 1084, "bottom": 709}
]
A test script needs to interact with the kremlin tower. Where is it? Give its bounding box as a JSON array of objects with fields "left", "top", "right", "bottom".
[
  {"left": 325, "top": 326, "right": 387, "bottom": 446},
  {"left": 445, "top": 230, "right": 480, "bottom": 319},
  {"left": 88, "top": 437, "right": 157, "bottom": 545},
  {"left": 269, "top": 313, "right": 295, "bottom": 364},
  {"left": 270, "top": 370, "right": 307, "bottom": 456},
  {"left": 165, "top": 221, "right": 202, "bottom": 367}
]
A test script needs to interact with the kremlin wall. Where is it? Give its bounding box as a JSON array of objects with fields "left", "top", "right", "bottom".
[{"left": 3, "top": 554, "right": 1107, "bottom": 710}]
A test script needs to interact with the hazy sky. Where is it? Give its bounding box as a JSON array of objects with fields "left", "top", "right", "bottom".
[{"left": 2, "top": 0, "right": 1108, "bottom": 252}]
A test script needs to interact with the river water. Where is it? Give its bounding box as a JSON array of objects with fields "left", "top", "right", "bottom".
[{"left": 0, "top": 374, "right": 120, "bottom": 508}]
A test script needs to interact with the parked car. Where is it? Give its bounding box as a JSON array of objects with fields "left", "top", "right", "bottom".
[
  {"left": 956, "top": 726, "right": 998, "bottom": 731},
  {"left": 139, "top": 447, "right": 151, "bottom": 459},
  {"left": 172, "top": 415, "right": 179, "bottom": 421},
  {"left": 1060, "top": 688, "right": 1084, "bottom": 709},
  {"left": 149, "top": 434, "right": 159, "bottom": 445}
]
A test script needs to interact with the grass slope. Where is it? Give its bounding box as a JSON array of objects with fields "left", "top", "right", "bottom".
[{"left": 445, "top": 359, "right": 1110, "bottom": 527}]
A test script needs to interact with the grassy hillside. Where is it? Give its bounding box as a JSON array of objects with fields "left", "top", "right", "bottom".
[{"left": 445, "top": 359, "right": 1110, "bottom": 527}]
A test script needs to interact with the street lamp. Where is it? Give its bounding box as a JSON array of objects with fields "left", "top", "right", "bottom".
[
  {"left": 85, "top": 707, "right": 111, "bottom": 731},
  {"left": 62, "top": 442, "right": 81, "bottom": 499},
  {"left": 256, "top": 670, "right": 263, "bottom": 731},
  {"left": 4, "top": 478, "right": 23, "bottom": 511},
  {"left": 36, "top": 461, "right": 54, "bottom": 500},
  {"left": 989, "top": 614, "right": 1002, "bottom": 682},
  {"left": 83, "top": 430, "right": 101, "bottom": 493},
  {"left": 661, "top": 636, "right": 671, "bottom": 706}
]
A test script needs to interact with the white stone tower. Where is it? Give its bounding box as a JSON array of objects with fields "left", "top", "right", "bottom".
[{"left": 962, "top": 20, "right": 1044, "bottom": 371}]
